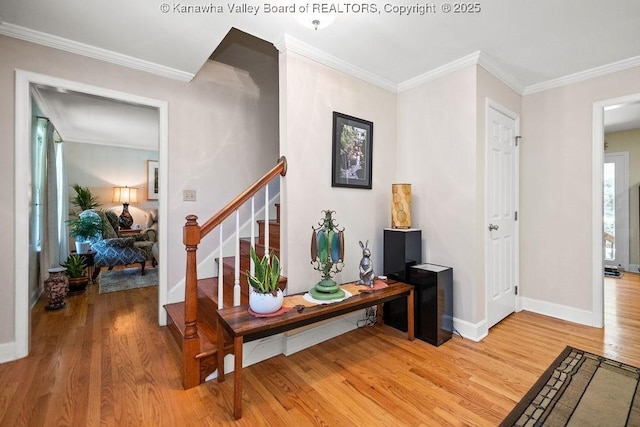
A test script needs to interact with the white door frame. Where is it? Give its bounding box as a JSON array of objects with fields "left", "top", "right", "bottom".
[
  {"left": 14, "top": 69, "right": 169, "bottom": 359},
  {"left": 484, "top": 99, "right": 521, "bottom": 331},
  {"left": 592, "top": 92, "right": 640, "bottom": 328}
]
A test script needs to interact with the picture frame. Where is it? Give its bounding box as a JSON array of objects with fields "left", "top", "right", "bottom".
[
  {"left": 146, "top": 160, "right": 159, "bottom": 200},
  {"left": 331, "top": 112, "right": 373, "bottom": 189}
]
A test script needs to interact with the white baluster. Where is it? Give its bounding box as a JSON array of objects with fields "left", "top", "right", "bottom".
[
  {"left": 234, "top": 210, "right": 240, "bottom": 306},
  {"left": 250, "top": 196, "right": 255, "bottom": 277},
  {"left": 218, "top": 224, "right": 223, "bottom": 310},
  {"left": 264, "top": 184, "right": 269, "bottom": 258}
]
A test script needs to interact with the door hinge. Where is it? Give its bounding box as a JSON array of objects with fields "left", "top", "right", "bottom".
[
  {"left": 515, "top": 211, "right": 518, "bottom": 221},
  {"left": 515, "top": 136, "right": 521, "bottom": 146},
  {"left": 515, "top": 285, "right": 518, "bottom": 295}
]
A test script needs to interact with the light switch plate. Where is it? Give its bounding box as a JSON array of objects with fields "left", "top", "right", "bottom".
[{"left": 183, "top": 189, "right": 196, "bottom": 201}]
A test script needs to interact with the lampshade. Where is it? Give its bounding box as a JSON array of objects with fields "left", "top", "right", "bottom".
[
  {"left": 112, "top": 186, "right": 138, "bottom": 204},
  {"left": 391, "top": 183, "right": 412, "bottom": 229}
]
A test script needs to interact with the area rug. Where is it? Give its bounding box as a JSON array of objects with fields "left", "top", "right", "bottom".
[
  {"left": 501, "top": 346, "right": 640, "bottom": 426},
  {"left": 99, "top": 267, "right": 158, "bottom": 294}
]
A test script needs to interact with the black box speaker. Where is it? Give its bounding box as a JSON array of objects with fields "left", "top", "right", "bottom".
[
  {"left": 384, "top": 262, "right": 454, "bottom": 347},
  {"left": 382, "top": 229, "right": 422, "bottom": 282}
]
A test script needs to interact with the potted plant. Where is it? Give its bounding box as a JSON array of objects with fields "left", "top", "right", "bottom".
[
  {"left": 246, "top": 246, "right": 283, "bottom": 314},
  {"left": 61, "top": 254, "right": 89, "bottom": 292},
  {"left": 67, "top": 212, "right": 102, "bottom": 253},
  {"left": 70, "top": 183, "right": 100, "bottom": 216}
]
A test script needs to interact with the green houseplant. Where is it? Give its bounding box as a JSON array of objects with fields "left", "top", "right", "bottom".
[
  {"left": 70, "top": 183, "right": 100, "bottom": 215},
  {"left": 60, "top": 254, "right": 89, "bottom": 292},
  {"left": 246, "top": 246, "right": 283, "bottom": 314},
  {"left": 67, "top": 213, "right": 102, "bottom": 254}
]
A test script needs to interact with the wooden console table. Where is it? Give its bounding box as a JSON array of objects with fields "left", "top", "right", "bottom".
[{"left": 216, "top": 280, "right": 415, "bottom": 419}]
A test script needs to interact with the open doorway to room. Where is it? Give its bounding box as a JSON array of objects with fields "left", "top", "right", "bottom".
[
  {"left": 593, "top": 95, "right": 640, "bottom": 329},
  {"left": 31, "top": 84, "right": 161, "bottom": 295},
  {"left": 14, "top": 70, "right": 168, "bottom": 359}
]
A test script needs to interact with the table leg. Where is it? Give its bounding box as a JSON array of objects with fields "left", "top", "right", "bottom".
[
  {"left": 217, "top": 319, "right": 225, "bottom": 383},
  {"left": 407, "top": 289, "right": 415, "bottom": 341},
  {"left": 233, "top": 336, "right": 243, "bottom": 420},
  {"left": 376, "top": 303, "right": 383, "bottom": 325}
]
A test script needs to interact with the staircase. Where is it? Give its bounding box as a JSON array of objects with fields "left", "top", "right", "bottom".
[{"left": 164, "top": 157, "right": 287, "bottom": 389}]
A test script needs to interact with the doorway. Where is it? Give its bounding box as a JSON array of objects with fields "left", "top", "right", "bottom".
[
  {"left": 14, "top": 70, "right": 169, "bottom": 359},
  {"left": 592, "top": 94, "right": 640, "bottom": 328},
  {"left": 603, "top": 152, "right": 629, "bottom": 272}
]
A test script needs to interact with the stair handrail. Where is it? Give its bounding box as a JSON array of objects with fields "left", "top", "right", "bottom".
[
  {"left": 200, "top": 156, "right": 287, "bottom": 238},
  {"left": 180, "top": 156, "right": 286, "bottom": 389}
]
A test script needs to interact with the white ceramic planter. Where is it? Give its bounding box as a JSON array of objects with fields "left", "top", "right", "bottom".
[
  {"left": 75, "top": 241, "right": 92, "bottom": 254},
  {"left": 249, "top": 289, "right": 284, "bottom": 314}
]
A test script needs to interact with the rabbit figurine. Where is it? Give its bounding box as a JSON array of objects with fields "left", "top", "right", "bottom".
[{"left": 358, "top": 240, "right": 375, "bottom": 288}]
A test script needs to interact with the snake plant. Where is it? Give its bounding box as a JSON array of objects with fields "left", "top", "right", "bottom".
[{"left": 246, "top": 246, "right": 280, "bottom": 295}]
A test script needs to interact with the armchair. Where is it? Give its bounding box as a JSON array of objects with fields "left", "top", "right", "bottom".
[
  {"left": 135, "top": 209, "right": 158, "bottom": 267},
  {"left": 84, "top": 210, "right": 146, "bottom": 278},
  {"left": 103, "top": 209, "right": 158, "bottom": 267}
]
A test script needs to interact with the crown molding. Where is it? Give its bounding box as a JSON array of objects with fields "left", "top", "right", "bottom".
[
  {"left": 524, "top": 55, "right": 640, "bottom": 95},
  {"left": 476, "top": 52, "right": 525, "bottom": 95},
  {"left": 397, "top": 51, "right": 481, "bottom": 93},
  {"left": 274, "top": 34, "right": 398, "bottom": 93},
  {"left": 0, "top": 22, "right": 194, "bottom": 82}
]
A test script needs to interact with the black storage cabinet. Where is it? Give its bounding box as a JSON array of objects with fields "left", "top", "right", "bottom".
[{"left": 384, "top": 263, "right": 453, "bottom": 346}]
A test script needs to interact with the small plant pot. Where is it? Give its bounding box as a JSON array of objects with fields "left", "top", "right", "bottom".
[
  {"left": 68, "top": 276, "right": 90, "bottom": 293},
  {"left": 249, "top": 289, "right": 284, "bottom": 314},
  {"left": 75, "top": 241, "right": 92, "bottom": 254}
]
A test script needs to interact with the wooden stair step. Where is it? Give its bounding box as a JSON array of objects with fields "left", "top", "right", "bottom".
[
  {"left": 239, "top": 238, "right": 280, "bottom": 259},
  {"left": 164, "top": 301, "right": 217, "bottom": 358},
  {"left": 257, "top": 220, "right": 280, "bottom": 247}
]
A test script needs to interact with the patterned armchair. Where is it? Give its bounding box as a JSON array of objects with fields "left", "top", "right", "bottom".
[
  {"left": 102, "top": 209, "right": 158, "bottom": 267},
  {"left": 83, "top": 210, "right": 146, "bottom": 277}
]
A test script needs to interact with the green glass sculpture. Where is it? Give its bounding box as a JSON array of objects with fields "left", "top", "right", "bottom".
[{"left": 310, "top": 210, "right": 345, "bottom": 300}]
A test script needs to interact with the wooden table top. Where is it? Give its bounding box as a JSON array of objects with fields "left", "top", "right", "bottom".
[{"left": 216, "top": 280, "right": 413, "bottom": 342}]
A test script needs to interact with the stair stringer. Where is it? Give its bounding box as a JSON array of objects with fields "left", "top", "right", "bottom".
[{"left": 168, "top": 192, "right": 280, "bottom": 304}]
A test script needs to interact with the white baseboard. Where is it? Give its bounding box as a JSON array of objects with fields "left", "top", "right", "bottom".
[
  {"left": 629, "top": 264, "right": 640, "bottom": 274},
  {"left": 521, "top": 297, "right": 593, "bottom": 326},
  {"left": 453, "top": 317, "right": 487, "bottom": 342},
  {"left": 0, "top": 341, "right": 16, "bottom": 364},
  {"left": 206, "top": 310, "right": 366, "bottom": 380},
  {"left": 205, "top": 310, "right": 488, "bottom": 382},
  {"left": 283, "top": 312, "right": 361, "bottom": 356}
]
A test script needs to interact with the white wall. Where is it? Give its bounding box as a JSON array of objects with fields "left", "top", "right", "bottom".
[
  {"left": 279, "top": 50, "right": 398, "bottom": 293},
  {"left": 65, "top": 141, "right": 159, "bottom": 227},
  {"left": 397, "top": 66, "right": 479, "bottom": 325},
  {"left": 1, "top": 34, "right": 279, "bottom": 346},
  {"left": 521, "top": 67, "right": 640, "bottom": 315}
]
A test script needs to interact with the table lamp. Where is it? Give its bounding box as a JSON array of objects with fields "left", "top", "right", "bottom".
[{"left": 112, "top": 186, "right": 138, "bottom": 229}]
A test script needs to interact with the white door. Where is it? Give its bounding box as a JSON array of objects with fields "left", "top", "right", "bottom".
[
  {"left": 486, "top": 105, "right": 518, "bottom": 328},
  {"left": 603, "top": 152, "right": 629, "bottom": 271}
]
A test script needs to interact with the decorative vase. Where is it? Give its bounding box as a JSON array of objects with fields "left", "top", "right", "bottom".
[
  {"left": 44, "top": 267, "right": 69, "bottom": 311},
  {"left": 249, "top": 289, "right": 284, "bottom": 314}
]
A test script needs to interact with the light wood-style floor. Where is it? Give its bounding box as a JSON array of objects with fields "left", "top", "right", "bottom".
[{"left": 1, "top": 274, "right": 639, "bottom": 426}]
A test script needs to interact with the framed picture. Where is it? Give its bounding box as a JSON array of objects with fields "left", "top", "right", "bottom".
[
  {"left": 331, "top": 112, "right": 373, "bottom": 189},
  {"left": 146, "top": 160, "right": 159, "bottom": 200}
]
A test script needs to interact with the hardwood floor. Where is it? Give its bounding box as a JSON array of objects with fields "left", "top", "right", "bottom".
[{"left": 1, "top": 274, "right": 639, "bottom": 426}]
